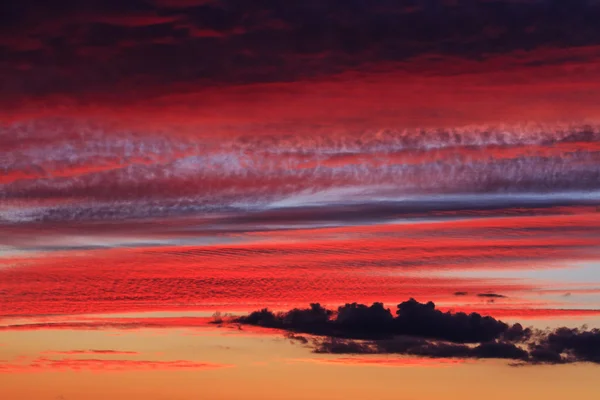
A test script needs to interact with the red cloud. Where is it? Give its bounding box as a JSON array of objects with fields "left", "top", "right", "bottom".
[
  {"left": 0, "top": 357, "right": 232, "bottom": 373},
  {"left": 2, "top": 209, "right": 600, "bottom": 318},
  {"left": 41, "top": 350, "right": 140, "bottom": 356}
]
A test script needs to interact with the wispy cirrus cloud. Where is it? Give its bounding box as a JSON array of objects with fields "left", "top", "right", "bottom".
[
  {"left": 0, "top": 357, "right": 232, "bottom": 373},
  {"left": 40, "top": 350, "right": 140, "bottom": 356}
]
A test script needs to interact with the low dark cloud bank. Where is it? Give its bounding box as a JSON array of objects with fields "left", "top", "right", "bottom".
[{"left": 235, "top": 299, "right": 600, "bottom": 365}]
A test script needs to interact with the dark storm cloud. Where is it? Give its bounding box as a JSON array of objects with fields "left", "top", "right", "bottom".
[
  {"left": 3, "top": 0, "right": 600, "bottom": 97},
  {"left": 235, "top": 299, "right": 600, "bottom": 364}
]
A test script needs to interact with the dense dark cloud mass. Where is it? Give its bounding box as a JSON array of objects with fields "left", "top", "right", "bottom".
[
  {"left": 314, "top": 336, "right": 531, "bottom": 361},
  {"left": 530, "top": 327, "right": 600, "bottom": 364},
  {"left": 2, "top": 0, "right": 600, "bottom": 98},
  {"left": 393, "top": 298, "right": 511, "bottom": 343},
  {"left": 237, "top": 299, "right": 526, "bottom": 342},
  {"left": 236, "top": 299, "right": 600, "bottom": 365}
]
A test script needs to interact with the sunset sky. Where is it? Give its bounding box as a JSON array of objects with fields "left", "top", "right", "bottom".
[{"left": 2, "top": 1, "right": 600, "bottom": 399}]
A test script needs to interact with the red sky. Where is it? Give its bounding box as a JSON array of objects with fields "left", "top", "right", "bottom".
[{"left": 2, "top": 1, "right": 600, "bottom": 398}]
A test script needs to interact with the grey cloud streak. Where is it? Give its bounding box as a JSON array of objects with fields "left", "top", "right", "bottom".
[{"left": 2, "top": 120, "right": 600, "bottom": 224}]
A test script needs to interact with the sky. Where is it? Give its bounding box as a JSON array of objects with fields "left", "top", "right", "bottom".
[{"left": 1, "top": 1, "right": 600, "bottom": 399}]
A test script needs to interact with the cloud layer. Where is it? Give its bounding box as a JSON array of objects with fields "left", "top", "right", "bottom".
[
  {"left": 3, "top": 0, "right": 600, "bottom": 98},
  {"left": 236, "top": 299, "right": 600, "bottom": 365},
  {"left": 0, "top": 356, "right": 231, "bottom": 373},
  {"left": 2, "top": 207, "right": 600, "bottom": 317},
  {"left": 2, "top": 120, "right": 600, "bottom": 224}
]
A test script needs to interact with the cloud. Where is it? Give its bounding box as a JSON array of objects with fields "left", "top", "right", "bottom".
[
  {"left": 0, "top": 317, "right": 214, "bottom": 331},
  {"left": 3, "top": 0, "right": 600, "bottom": 99},
  {"left": 0, "top": 357, "right": 232, "bottom": 373},
  {"left": 236, "top": 299, "right": 600, "bottom": 365},
  {"left": 477, "top": 293, "right": 507, "bottom": 298},
  {"left": 2, "top": 116, "right": 600, "bottom": 226},
  {"left": 236, "top": 299, "right": 529, "bottom": 343},
  {"left": 313, "top": 336, "right": 530, "bottom": 361},
  {"left": 528, "top": 327, "right": 600, "bottom": 364},
  {"left": 284, "top": 332, "right": 309, "bottom": 344},
  {"left": 314, "top": 338, "right": 375, "bottom": 354},
  {"left": 41, "top": 350, "right": 139, "bottom": 355},
  {"left": 290, "top": 356, "right": 468, "bottom": 367},
  {"left": 38, "top": 357, "right": 231, "bottom": 372},
  {"left": 2, "top": 211, "right": 600, "bottom": 319}
]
